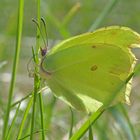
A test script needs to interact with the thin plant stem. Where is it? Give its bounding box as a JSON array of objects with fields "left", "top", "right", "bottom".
[
  {"left": 11, "top": 93, "right": 32, "bottom": 108},
  {"left": 39, "top": 93, "right": 45, "bottom": 140},
  {"left": 104, "top": 73, "right": 134, "bottom": 109},
  {"left": 17, "top": 97, "right": 33, "bottom": 139},
  {"left": 45, "top": 96, "right": 56, "bottom": 130},
  {"left": 89, "top": 125, "right": 93, "bottom": 140},
  {"left": 30, "top": 0, "right": 45, "bottom": 139},
  {"left": 30, "top": 49, "right": 38, "bottom": 140},
  {"left": 88, "top": 0, "right": 118, "bottom": 31},
  {"left": 62, "top": 2, "right": 81, "bottom": 27},
  {"left": 41, "top": 1, "right": 80, "bottom": 38},
  {"left": 88, "top": 114, "right": 93, "bottom": 140},
  {"left": 59, "top": 2, "right": 81, "bottom": 39},
  {"left": 70, "top": 108, "right": 104, "bottom": 140},
  {"left": 11, "top": 86, "right": 48, "bottom": 108},
  {"left": 18, "top": 129, "right": 48, "bottom": 140},
  {"left": 69, "top": 107, "right": 74, "bottom": 138},
  {"left": 2, "top": 0, "right": 24, "bottom": 139},
  {"left": 6, "top": 103, "right": 21, "bottom": 140},
  {"left": 119, "top": 104, "right": 137, "bottom": 140},
  {"left": 36, "top": 0, "right": 45, "bottom": 139},
  {"left": 59, "top": 2, "right": 81, "bottom": 38}
]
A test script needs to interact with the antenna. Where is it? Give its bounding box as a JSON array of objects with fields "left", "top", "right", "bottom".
[
  {"left": 32, "top": 18, "right": 47, "bottom": 48},
  {"left": 32, "top": 18, "right": 48, "bottom": 57},
  {"left": 41, "top": 17, "right": 48, "bottom": 47}
]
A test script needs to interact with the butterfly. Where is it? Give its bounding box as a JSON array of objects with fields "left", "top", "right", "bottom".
[{"left": 40, "top": 26, "right": 140, "bottom": 113}]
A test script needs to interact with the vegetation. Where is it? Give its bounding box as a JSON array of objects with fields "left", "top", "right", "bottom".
[{"left": 0, "top": 0, "right": 140, "bottom": 139}]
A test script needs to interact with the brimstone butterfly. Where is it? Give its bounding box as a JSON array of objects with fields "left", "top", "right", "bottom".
[{"left": 40, "top": 26, "right": 140, "bottom": 113}]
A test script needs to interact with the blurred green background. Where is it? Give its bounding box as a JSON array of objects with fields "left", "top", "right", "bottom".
[{"left": 0, "top": 0, "right": 140, "bottom": 139}]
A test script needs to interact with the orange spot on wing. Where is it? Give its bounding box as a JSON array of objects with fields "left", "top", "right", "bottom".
[
  {"left": 91, "top": 65, "right": 98, "bottom": 71},
  {"left": 92, "top": 45, "right": 96, "bottom": 48}
]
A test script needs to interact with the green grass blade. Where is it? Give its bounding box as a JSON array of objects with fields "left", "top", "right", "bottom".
[
  {"left": 120, "top": 104, "right": 137, "bottom": 140},
  {"left": 62, "top": 2, "right": 81, "bottom": 27},
  {"left": 104, "top": 73, "right": 134, "bottom": 109},
  {"left": 109, "top": 106, "right": 134, "bottom": 140},
  {"left": 88, "top": 114, "right": 93, "bottom": 140},
  {"left": 69, "top": 107, "right": 74, "bottom": 138},
  {"left": 59, "top": 2, "right": 81, "bottom": 38},
  {"left": 88, "top": 125, "right": 93, "bottom": 140},
  {"left": 30, "top": 0, "right": 45, "bottom": 139},
  {"left": 133, "top": 63, "right": 140, "bottom": 76},
  {"left": 18, "top": 129, "right": 48, "bottom": 140},
  {"left": 6, "top": 103, "right": 21, "bottom": 140},
  {"left": 59, "top": 27, "right": 71, "bottom": 39},
  {"left": 38, "top": 93, "right": 45, "bottom": 140},
  {"left": 2, "top": 0, "right": 24, "bottom": 139},
  {"left": 11, "top": 93, "right": 32, "bottom": 108},
  {"left": 45, "top": 96, "right": 56, "bottom": 130},
  {"left": 37, "top": 1, "right": 45, "bottom": 139},
  {"left": 17, "top": 97, "right": 33, "bottom": 139},
  {"left": 11, "top": 86, "right": 48, "bottom": 108},
  {"left": 30, "top": 53, "right": 38, "bottom": 140},
  {"left": 41, "top": 2, "right": 70, "bottom": 38},
  {"left": 104, "top": 63, "right": 140, "bottom": 109},
  {"left": 41, "top": 1, "right": 60, "bottom": 29},
  {"left": 70, "top": 108, "right": 104, "bottom": 140},
  {"left": 94, "top": 121, "right": 109, "bottom": 140},
  {"left": 88, "top": 0, "right": 118, "bottom": 31}
]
